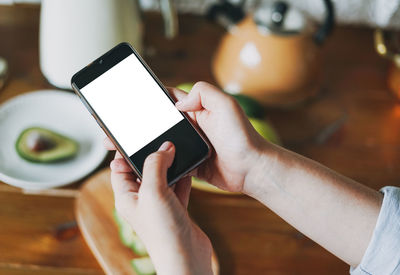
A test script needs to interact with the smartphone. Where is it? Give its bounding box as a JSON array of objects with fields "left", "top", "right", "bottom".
[{"left": 71, "top": 42, "right": 210, "bottom": 185}]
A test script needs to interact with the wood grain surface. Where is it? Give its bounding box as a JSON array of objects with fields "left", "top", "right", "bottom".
[
  {"left": 75, "top": 168, "right": 219, "bottom": 275},
  {"left": 0, "top": 4, "right": 399, "bottom": 275},
  {"left": 75, "top": 169, "right": 134, "bottom": 275}
]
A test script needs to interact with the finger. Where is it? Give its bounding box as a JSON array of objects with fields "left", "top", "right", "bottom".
[
  {"left": 140, "top": 141, "right": 175, "bottom": 194},
  {"left": 167, "top": 87, "right": 188, "bottom": 102},
  {"left": 185, "top": 168, "right": 198, "bottom": 178},
  {"left": 167, "top": 87, "right": 196, "bottom": 121},
  {"left": 175, "top": 81, "right": 233, "bottom": 112},
  {"left": 111, "top": 171, "right": 139, "bottom": 215},
  {"left": 110, "top": 151, "right": 139, "bottom": 196},
  {"left": 174, "top": 176, "right": 192, "bottom": 208},
  {"left": 104, "top": 137, "right": 117, "bottom": 151},
  {"left": 111, "top": 170, "right": 140, "bottom": 197},
  {"left": 110, "top": 158, "right": 134, "bottom": 173},
  {"left": 114, "top": 151, "right": 124, "bottom": 159}
]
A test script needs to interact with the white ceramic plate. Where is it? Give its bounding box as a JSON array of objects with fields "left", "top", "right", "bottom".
[{"left": 0, "top": 90, "right": 107, "bottom": 190}]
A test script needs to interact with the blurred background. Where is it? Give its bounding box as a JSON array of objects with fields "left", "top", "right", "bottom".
[{"left": 0, "top": 0, "right": 400, "bottom": 274}]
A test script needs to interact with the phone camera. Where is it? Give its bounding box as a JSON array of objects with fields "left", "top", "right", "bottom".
[{"left": 99, "top": 59, "right": 103, "bottom": 65}]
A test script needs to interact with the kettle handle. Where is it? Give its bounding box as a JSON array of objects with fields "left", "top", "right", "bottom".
[
  {"left": 313, "top": 0, "right": 334, "bottom": 44},
  {"left": 159, "top": 0, "right": 178, "bottom": 39},
  {"left": 206, "top": 1, "right": 245, "bottom": 30}
]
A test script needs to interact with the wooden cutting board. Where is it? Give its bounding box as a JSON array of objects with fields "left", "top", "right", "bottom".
[{"left": 75, "top": 168, "right": 219, "bottom": 275}]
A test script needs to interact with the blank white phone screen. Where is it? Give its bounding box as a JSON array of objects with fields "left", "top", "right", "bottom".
[{"left": 80, "top": 54, "right": 184, "bottom": 156}]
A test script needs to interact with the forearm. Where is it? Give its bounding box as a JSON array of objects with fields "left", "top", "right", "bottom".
[
  {"left": 143, "top": 236, "right": 193, "bottom": 275},
  {"left": 138, "top": 216, "right": 212, "bottom": 275},
  {"left": 244, "top": 143, "right": 383, "bottom": 266}
]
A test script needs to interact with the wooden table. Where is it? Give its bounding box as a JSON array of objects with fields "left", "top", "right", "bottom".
[{"left": 0, "top": 5, "right": 398, "bottom": 275}]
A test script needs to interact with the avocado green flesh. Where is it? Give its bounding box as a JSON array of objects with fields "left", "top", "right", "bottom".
[
  {"left": 16, "top": 127, "right": 79, "bottom": 163},
  {"left": 113, "top": 209, "right": 149, "bottom": 256},
  {"left": 131, "top": 257, "right": 156, "bottom": 275}
]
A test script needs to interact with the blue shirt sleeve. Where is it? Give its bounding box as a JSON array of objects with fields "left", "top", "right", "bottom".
[{"left": 350, "top": 186, "right": 400, "bottom": 275}]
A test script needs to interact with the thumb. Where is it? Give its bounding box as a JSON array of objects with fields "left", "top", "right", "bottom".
[
  {"left": 140, "top": 141, "right": 175, "bottom": 195},
  {"left": 175, "top": 81, "right": 233, "bottom": 112}
]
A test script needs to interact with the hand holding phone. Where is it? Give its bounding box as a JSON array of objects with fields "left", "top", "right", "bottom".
[
  {"left": 71, "top": 43, "right": 210, "bottom": 185},
  {"left": 105, "top": 79, "right": 273, "bottom": 273}
]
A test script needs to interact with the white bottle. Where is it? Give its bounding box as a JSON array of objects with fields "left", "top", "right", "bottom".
[{"left": 40, "top": 0, "right": 177, "bottom": 90}]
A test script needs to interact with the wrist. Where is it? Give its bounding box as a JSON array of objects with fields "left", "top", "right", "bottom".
[
  {"left": 142, "top": 233, "right": 192, "bottom": 275},
  {"left": 137, "top": 217, "right": 211, "bottom": 275},
  {"left": 242, "top": 142, "right": 286, "bottom": 199},
  {"left": 143, "top": 225, "right": 212, "bottom": 275}
]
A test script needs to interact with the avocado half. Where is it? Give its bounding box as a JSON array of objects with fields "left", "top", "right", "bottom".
[{"left": 15, "top": 127, "right": 79, "bottom": 163}]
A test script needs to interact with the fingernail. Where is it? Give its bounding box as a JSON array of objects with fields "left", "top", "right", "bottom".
[{"left": 159, "top": 141, "right": 173, "bottom": 151}]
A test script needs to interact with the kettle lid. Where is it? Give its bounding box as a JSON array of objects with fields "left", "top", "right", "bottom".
[{"left": 253, "top": 1, "right": 311, "bottom": 35}]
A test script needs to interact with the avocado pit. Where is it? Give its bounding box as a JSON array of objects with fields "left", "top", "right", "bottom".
[{"left": 26, "top": 131, "right": 56, "bottom": 152}]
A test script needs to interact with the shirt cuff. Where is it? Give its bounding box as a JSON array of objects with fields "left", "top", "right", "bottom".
[{"left": 350, "top": 186, "right": 400, "bottom": 274}]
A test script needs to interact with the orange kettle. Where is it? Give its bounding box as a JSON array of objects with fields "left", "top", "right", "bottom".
[{"left": 209, "top": 0, "right": 334, "bottom": 107}]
